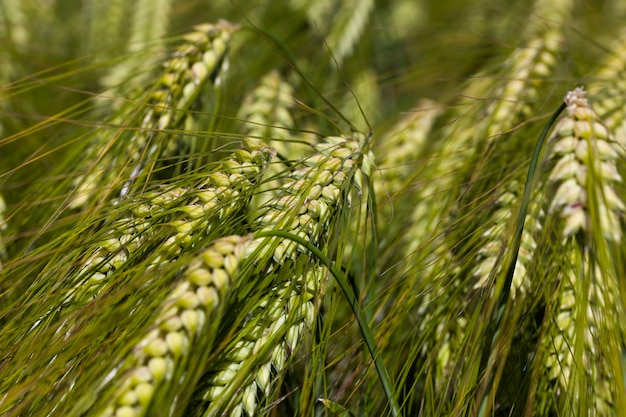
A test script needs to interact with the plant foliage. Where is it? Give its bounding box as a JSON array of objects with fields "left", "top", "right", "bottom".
[{"left": 2, "top": 0, "right": 626, "bottom": 416}]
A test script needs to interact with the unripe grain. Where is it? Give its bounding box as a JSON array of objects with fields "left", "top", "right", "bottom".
[{"left": 98, "top": 235, "right": 252, "bottom": 417}]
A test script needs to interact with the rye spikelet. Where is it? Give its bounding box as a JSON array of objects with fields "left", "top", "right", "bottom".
[
  {"left": 96, "top": 235, "right": 253, "bottom": 417},
  {"left": 71, "top": 20, "right": 238, "bottom": 209}
]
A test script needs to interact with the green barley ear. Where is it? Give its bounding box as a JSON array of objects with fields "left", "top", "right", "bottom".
[
  {"left": 398, "top": 12, "right": 567, "bottom": 273},
  {"left": 544, "top": 87, "right": 624, "bottom": 239},
  {"left": 0, "top": 142, "right": 273, "bottom": 416},
  {"left": 187, "top": 133, "right": 370, "bottom": 416},
  {"left": 238, "top": 70, "right": 298, "bottom": 155},
  {"left": 3, "top": 146, "right": 272, "bottom": 339},
  {"left": 252, "top": 133, "right": 369, "bottom": 264},
  {"left": 374, "top": 100, "right": 442, "bottom": 264},
  {"left": 190, "top": 261, "right": 323, "bottom": 417},
  {"left": 70, "top": 20, "right": 238, "bottom": 209},
  {"left": 237, "top": 70, "right": 310, "bottom": 209},
  {"left": 94, "top": 235, "right": 254, "bottom": 417},
  {"left": 294, "top": 0, "right": 373, "bottom": 67},
  {"left": 471, "top": 180, "right": 546, "bottom": 301},
  {"left": 529, "top": 87, "right": 626, "bottom": 416},
  {"left": 99, "top": 0, "right": 173, "bottom": 89},
  {"left": 388, "top": 8, "right": 573, "bottom": 408},
  {"left": 591, "top": 29, "right": 626, "bottom": 151},
  {"left": 324, "top": 0, "right": 373, "bottom": 66}
]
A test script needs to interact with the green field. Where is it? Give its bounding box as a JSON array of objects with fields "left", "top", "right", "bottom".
[{"left": 1, "top": 1, "right": 626, "bottom": 416}]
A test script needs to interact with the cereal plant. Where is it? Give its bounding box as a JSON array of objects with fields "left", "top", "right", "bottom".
[{"left": 1, "top": 0, "right": 626, "bottom": 416}]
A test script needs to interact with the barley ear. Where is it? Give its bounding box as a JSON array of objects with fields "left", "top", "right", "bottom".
[
  {"left": 99, "top": 0, "right": 173, "bottom": 89},
  {"left": 531, "top": 87, "right": 626, "bottom": 415},
  {"left": 35, "top": 146, "right": 272, "bottom": 323},
  {"left": 591, "top": 29, "right": 626, "bottom": 150},
  {"left": 190, "top": 261, "right": 322, "bottom": 417},
  {"left": 95, "top": 235, "right": 253, "bottom": 417},
  {"left": 71, "top": 20, "right": 239, "bottom": 209},
  {"left": 545, "top": 87, "right": 624, "bottom": 240},
  {"left": 375, "top": 100, "right": 442, "bottom": 265},
  {"left": 188, "top": 134, "right": 370, "bottom": 415}
]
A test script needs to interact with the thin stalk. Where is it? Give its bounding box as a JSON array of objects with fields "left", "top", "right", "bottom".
[
  {"left": 254, "top": 229, "right": 401, "bottom": 417},
  {"left": 476, "top": 100, "right": 566, "bottom": 417}
]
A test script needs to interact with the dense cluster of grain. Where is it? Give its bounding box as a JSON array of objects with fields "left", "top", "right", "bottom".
[{"left": 2, "top": 1, "right": 626, "bottom": 416}]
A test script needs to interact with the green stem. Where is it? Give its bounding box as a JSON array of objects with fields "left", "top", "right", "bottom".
[
  {"left": 477, "top": 101, "right": 566, "bottom": 417},
  {"left": 254, "top": 230, "right": 402, "bottom": 417}
]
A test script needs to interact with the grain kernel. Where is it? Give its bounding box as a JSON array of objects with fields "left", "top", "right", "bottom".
[
  {"left": 213, "top": 239, "right": 235, "bottom": 255},
  {"left": 117, "top": 389, "right": 138, "bottom": 406},
  {"left": 223, "top": 254, "right": 239, "bottom": 276},
  {"left": 130, "top": 367, "right": 153, "bottom": 385},
  {"left": 144, "top": 338, "right": 168, "bottom": 357},
  {"left": 176, "top": 291, "right": 200, "bottom": 309},
  {"left": 135, "top": 382, "right": 154, "bottom": 407},
  {"left": 197, "top": 285, "right": 218, "bottom": 310},
  {"left": 114, "top": 406, "right": 136, "bottom": 417},
  {"left": 187, "top": 267, "right": 212, "bottom": 286},
  {"left": 160, "top": 315, "right": 183, "bottom": 332},
  {"left": 165, "top": 332, "right": 186, "bottom": 357},
  {"left": 148, "top": 357, "right": 168, "bottom": 382},
  {"left": 201, "top": 251, "right": 224, "bottom": 269},
  {"left": 181, "top": 309, "right": 200, "bottom": 334}
]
